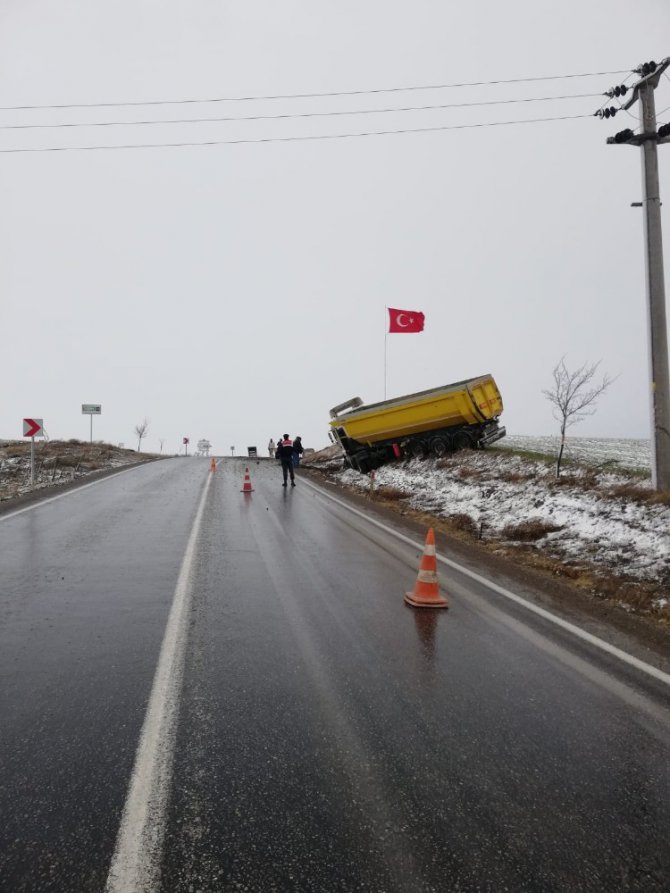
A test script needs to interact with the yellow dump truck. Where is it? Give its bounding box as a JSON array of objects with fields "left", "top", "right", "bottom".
[{"left": 329, "top": 374, "right": 505, "bottom": 473}]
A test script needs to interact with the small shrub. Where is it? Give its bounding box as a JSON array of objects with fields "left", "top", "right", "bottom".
[
  {"left": 551, "top": 471, "right": 599, "bottom": 490},
  {"left": 605, "top": 483, "right": 652, "bottom": 503},
  {"left": 454, "top": 465, "right": 479, "bottom": 480},
  {"left": 435, "top": 457, "right": 454, "bottom": 470},
  {"left": 502, "top": 518, "right": 564, "bottom": 542},
  {"left": 3, "top": 445, "right": 26, "bottom": 458},
  {"left": 375, "top": 486, "right": 407, "bottom": 501},
  {"left": 57, "top": 455, "right": 84, "bottom": 468},
  {"left": 497, "top": 469, "right": 534, "bottom": 484},
  {"left": 446, "top": 513, "right": 479, "bottom": 536},
  {"left": 601, "top": 484, "right": 669, "bottom": 507}
]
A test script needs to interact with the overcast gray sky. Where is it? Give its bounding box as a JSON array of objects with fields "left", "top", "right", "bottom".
[{"left": 2, "top": 1, "right": 669, "bottom": 454}]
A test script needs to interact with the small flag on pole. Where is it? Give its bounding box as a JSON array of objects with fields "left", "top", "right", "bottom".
[{"left": 388, "top": 307, "right": 425, "bottom": 333}]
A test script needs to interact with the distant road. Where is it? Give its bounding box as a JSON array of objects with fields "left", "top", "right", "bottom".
[{"left": 0, "top": 457, "right": 668, "bottom": 892}]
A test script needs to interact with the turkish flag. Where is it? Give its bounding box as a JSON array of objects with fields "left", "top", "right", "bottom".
[{"left": 388, "top": 307, "right": 425, "bottom": 333}]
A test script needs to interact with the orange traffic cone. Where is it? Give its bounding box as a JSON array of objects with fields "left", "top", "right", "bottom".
[
  {"left": 210, "top": 457, "right": 217, "bottom": 472},
  {"left": 241, "top": 467, "right": 254, "bottom": 493},
  {"left": 404, "top": 528, "right": 448, "bottom": 609}
]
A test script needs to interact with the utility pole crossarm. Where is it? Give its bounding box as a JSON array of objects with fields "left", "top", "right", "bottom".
[{"left": 622, "top": 58, "right": 670, "bottom": 110}]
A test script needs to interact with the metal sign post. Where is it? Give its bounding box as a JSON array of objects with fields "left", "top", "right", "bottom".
[
  {"left": 23, "top": 418, "right": 44, "bottom": 486},
  {"left": 230, "top": 446, "right": 235, "bottom": 457},
  {"left": 82, "top": 404, "right": 102, "bottom": 443},
  {"left": 183, "top": 436, "right": 189, "bottom": 457}
]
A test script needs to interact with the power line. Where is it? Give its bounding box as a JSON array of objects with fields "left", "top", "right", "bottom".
[
  {"left": 0, "top": 112, "right": 591, "bottom": 154},
  {"left": 0, "top": 92, "right": 601, "bottom": 131},
  {"left": 0, "top": 70, "right": 629, "bottom": 112}
]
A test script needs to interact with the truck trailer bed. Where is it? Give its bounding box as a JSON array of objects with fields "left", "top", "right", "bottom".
[{"left": 329, "top": 375, "right": 503, "bottom": 446}]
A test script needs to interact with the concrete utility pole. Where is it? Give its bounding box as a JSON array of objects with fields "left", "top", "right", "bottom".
[{"left": 607, "top": 58, "right": 670, "bottom": 491}]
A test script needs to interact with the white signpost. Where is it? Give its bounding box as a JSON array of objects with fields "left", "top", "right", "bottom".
[
  {"left": 23, "top": 418, "right": 44, "bottom": 486},
  {"left": 82, "top": 404, "right": 102, "bottom": 443}
]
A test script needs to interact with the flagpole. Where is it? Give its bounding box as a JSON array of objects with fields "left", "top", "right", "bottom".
[{"left": 384, "top": 305, "right": 388, "bottom": 399}]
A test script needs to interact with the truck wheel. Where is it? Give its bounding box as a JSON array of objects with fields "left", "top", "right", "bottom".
[
  {"left": 408, "top": 440, "right": 427, "bottom": 460},
  {"left": 430, "top": 435, "right": 451, "bottom": 457},
  {"left": 353, "top": 453, "right": 371, "bottom": 473},
  {"left": 453, "top": 431, "right": 473, "bottom": 451}
]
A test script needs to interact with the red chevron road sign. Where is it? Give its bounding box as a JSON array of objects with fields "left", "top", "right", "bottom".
[{"left": 23, "top": 418, "right": 43, "bottom": 438}]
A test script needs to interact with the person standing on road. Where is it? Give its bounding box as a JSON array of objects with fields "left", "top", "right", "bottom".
[
  {"left": 277, "top": 434, "right": 295, "bottom": 487},
  {"left": 268, "top": 438, "right": 276, "bottom": 458},
  {"left": 292, "top": 435, "right": 304, "bottom": 467}
]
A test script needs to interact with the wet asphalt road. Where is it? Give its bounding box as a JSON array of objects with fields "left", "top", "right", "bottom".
[{"left": 0, "top": 457, "right": 669, "bottom": 892}]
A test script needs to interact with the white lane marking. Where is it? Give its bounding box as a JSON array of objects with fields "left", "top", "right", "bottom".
[
  {"left": 0, "top": 464, "right": 148, "bottom": 522},
  {"left": 301, "top": 477, "right": 670, "bottom": 688},
  {"left": 105, "top": 471, "right": 212, "bottom": 893}
]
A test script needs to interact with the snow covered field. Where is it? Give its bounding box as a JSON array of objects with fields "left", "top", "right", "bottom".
[{"left": 498, "top": 435, "right": 651, "bottom": 473}]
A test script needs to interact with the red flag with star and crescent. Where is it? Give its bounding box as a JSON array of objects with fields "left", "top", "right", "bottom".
[{"left": 388, "top": 307, "right": 425, "bottom": 333}]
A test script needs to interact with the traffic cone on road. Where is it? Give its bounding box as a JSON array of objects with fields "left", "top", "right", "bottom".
[
  {"left": 241, "top": 467, "right": 254, "bottom": 493},
  {"left": 210, "top": 457, "right": 217, "bottom": 472},
  {"left": 404, "top": 528, "right": 448, "bottom": 609}
]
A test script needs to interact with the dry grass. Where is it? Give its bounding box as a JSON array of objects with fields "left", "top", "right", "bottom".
[
  {"left": 445, "top": 512, "right": 479, "bottom": 536},
  {"left": 2, "top": 444, "right": 26, "bottom": 458},
  {"left": 373, "top": 485, "right": 407, "bottom": 501},
  {"left": 501, "top": 518, "right": 565, "bottom": 542},
  {"left": 550, "top": 471, "right": 599, "bottom": 491},
  {"left": 453, "top": 465, "right": 480, "bottom": 480},
  {"left": 0, "top": 440, "right": 147, "bottom": 502},
  {"left": 648, "top": 490, "right": 670, "bottom": 506},
  {"left": 603, "top": 482, "right": 670, "bottom": 506},
  {"left": 492, "top": 543, "right": 669, "bottom": 626},
  {"left": 496, "top": 469, "right": 537, "bottom": 483}
]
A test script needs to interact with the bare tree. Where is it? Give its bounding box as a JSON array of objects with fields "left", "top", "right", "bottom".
[
  {"left": 542, "top": 358, "right": 614, "bottom": 477},
  {"left": 134, "top": 418, "right": 150, "bottom": 452}
]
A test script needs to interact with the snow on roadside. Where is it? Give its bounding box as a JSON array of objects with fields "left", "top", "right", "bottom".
[
  {"left": 0, "top": 441, "right": 153, "bottom": 502},
  {"left": 335, "top": 451, "right": 670, "bottom": 585}
]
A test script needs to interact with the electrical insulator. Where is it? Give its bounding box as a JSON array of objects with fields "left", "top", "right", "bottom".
[
  {"left": 613, "top": 85, "right": 628, "bottom": 97},
  {"left": 640, "top": 61, "right": 657, "bottom": 76},
  {"left": 658, "top": 123, "right": 670, "bottom": 139},
  {"left": 604, "top": 107, "right": 617, "bottom": 119},
  {"left": 613, "top": 128, "right": 634, "bottom": 144}
]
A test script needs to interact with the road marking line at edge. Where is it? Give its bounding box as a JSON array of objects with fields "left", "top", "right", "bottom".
[
  {"left": 0, "top": 464, "right": 147, "bottom": 522},
  {"left": 105, "top": 471, "right": 213, "bottom": 893},
  {"left": 302, "top": 477, "right": 670, "bottom": 688}
]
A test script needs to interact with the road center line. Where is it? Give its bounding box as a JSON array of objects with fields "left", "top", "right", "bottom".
[
  {"left": 105, "top": 471, "right": 212, "bottom": 893},
  {"left": 301, "top": 476, "right": 670, "bottom": 688}
]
